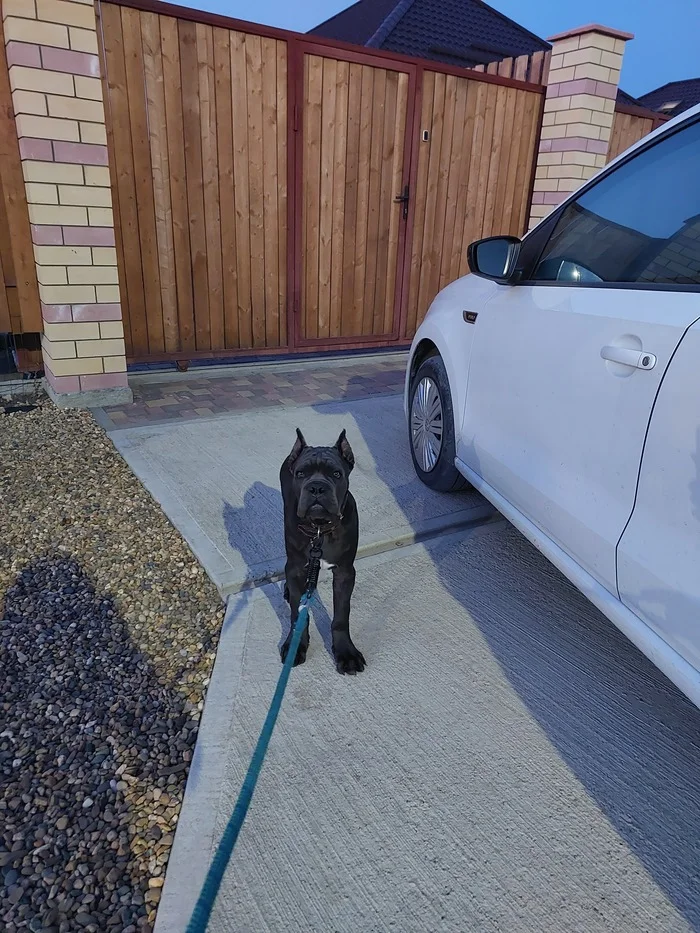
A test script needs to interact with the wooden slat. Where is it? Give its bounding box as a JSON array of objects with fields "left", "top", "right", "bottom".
[
  {"left": 349, "top": 64, "right": 373, "bottom": 338},
  {"left": 514, "top": 92, "right": 540, "bottom": 234},
  {"left": 261, "top": 36, "right": 280, "bottom": 346},
  {"left": 450, "top": 80, "right": 477, "bottom": 282},
  {"left": 102, "top": 2, "right": 146, "bottom": 355},
  {"left": 303, "top": 55, "right": 323, "bottom": 340},
  {"left": 160, "top": 14, "right": 195, "bottom": 351},
  {"left": 405, "top": 70, "right": 434, "bottom": 336},
  {"left": 123, "top": 6, "right": 164, "bottom": 353},
  {"left": 329, "top": 60, "right": 349, "bottom": 338},
  {"left": 0, "top": 15, "right": 41, "bottom": 334},
  {"left": 529, "top": 50, "right": 544, "bottom": 84},
  {"left": 430, "top": 73, "right": 456, "bottom": 298},
  {"left": 339, "top": 62, "right": 362, "bottom": 336},
  {"left": 440, "top": 75, "right": 468, "bottom": 289},
  {"left": 372, "top": 67, "right": 395, "bottom": 335},
  {"left": 141, "top": 11, "right": 178, "bottom": 353},
  {"left": 275, "top": 40, "right": 287, "bottom": 346},
  {"left": 230, "top": 29, "right": 252, "bottom": 347},
  {"left": 513, "top": 54, "right": 529, "bottom": 82},
  {"left": 415, "top": 72, "right": 445, "bottom": 328},
  {"left": 317, "top": 56, "right": 337, "bottom": 340},
  {"left": 245, "top": 33, "right": 266, "bottom": 348},
  {"left": 213, "top": 26, "right": 238, "bottom": 349},
  {"left": 383, "top": 69, "right": 408, "bottom": 334},
  {"left": 198, "top": 23, "right": 224, "bottom": 350},
  {"left": 497, "top": 57, "right": 513, "bottom": 78},
  {"left": 0, "top": 246, "right": 12, "bottom": 332},
  {"left": 491, "top": 86, "right": 518, "bottom": 234},
  {"left": 179, "top": 19, "right": 209, "bottom": 351},
  {"left": 361, "top": 66, "right": 385, "bottom": 336}
]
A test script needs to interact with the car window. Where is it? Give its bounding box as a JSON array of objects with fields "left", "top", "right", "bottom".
[{"left": 531, "top": 118, "right": 700, "bottom": 287}]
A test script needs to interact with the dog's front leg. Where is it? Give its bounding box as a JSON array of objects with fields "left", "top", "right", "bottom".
[
  {"left": 331, "top": 565, "right": 365, "bottom": 675},
  {"left": 280, "top": 562, "right": 310, "bottom": 666}
]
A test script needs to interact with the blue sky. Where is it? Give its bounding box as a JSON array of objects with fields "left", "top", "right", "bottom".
[{"left": 166, "top": 0, "right": 698, "bottom": 98}]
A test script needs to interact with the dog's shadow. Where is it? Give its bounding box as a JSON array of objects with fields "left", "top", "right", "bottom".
[{"left": 222, "top": 482, "right": 335, "bottom": 658}]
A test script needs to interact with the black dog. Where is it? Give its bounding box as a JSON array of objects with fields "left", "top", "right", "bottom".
[{"left": 279, "top": 428, "right": 365, "bottom": 675}]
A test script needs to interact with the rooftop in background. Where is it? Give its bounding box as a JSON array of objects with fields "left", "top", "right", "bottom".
[
  {"left": 637, "top": 79, "right": 700, "bottom": 119},
  {"left": 308, "top": 0, "right": 550, "bottom": 69},
  {"left": 617, "top": 88, "right": 641, "bottom": 107}
]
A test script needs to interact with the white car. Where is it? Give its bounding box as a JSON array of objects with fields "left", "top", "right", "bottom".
[{"left": 406, "top": 104, "right": 700, "bottom": 708}]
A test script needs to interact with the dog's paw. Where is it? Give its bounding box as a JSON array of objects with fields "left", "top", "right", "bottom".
[
  {"left": 333, "top": 642, "right": 365, "bottom": 675},
  {"left": 280, "top": 639, "right": 308, "bottom": 667}
]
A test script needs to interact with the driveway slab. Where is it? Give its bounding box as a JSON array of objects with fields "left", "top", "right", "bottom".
[
  {"left": 109, "top": 394, "right": 490, "bottom": 596},
  {"left": 157, "top": 521, "right": 700, "bottom": 933}
]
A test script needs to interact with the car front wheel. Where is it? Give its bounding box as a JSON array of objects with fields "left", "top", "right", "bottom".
[{"left": 408, "top": 354, "right": 468, "bottom": 492}]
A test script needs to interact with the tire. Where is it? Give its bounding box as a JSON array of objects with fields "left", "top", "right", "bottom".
[{"left": 408, "top": 354, "right": 468, "bottom": 492}]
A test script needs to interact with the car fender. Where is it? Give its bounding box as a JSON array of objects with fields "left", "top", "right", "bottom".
[{"left": 405, "top": 275, "right": 498, "bottom": 433}]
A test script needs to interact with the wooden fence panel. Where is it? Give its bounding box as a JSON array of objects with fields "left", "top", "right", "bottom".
[
  {"left": 299, "top": 52, "right": 410, "bottom": 342},
  {"left": 100, "top": 2, "right": 288, "bottom": 358},
  {"left": 405, "top": 72, "right": 541, "bottom": 337},
  {"left": 607, "top": 109, "right": 655, "bottom": 163},
  {"left": 0, "top": 15, "right": 41, "bottom": 336},
  {"left": 98, "top": 0, "right": 546, "bottom": 361}
]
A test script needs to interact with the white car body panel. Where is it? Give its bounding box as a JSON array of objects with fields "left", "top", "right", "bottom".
[
  {"left": 406, "top": 103, "right": 700, "bottom": 708},
  {"left": 617, "top": 319, "right": 700, "bottom": 671},
  {"left": 458, "top": 284, "right": 700, "bottom": 594}
]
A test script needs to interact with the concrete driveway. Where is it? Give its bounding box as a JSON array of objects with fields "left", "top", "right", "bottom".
[{"left": 100, "top": 357, "right": 700, "bottom": 932}]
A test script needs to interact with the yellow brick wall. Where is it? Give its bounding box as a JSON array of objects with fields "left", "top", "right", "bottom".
[
  {"left": 528, "top": 26, "right": 631, "bottom": 230},
  {"left": 3, "top": 0, "right": 129, "bottom": 400}
]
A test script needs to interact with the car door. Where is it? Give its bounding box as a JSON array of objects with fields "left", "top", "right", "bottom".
[
  {"left": 458, "top": 115, "right": 700, "bottom": 595},
  {"left": 617, "top": 317, "right": 700, "bottom": 669}
]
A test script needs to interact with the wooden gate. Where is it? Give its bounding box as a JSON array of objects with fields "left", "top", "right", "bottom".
[
  {"left": 295, "top": 47, "right": 414, "bottom": 346},
  {"left": 100, "top": 2, "right": 288, "bottom": 359},
  {"left": 405, "top": 70, "right": 542, "bottom": 337},
  {"left": 99, "top": 0, "right": 546, "bottom": 363}
]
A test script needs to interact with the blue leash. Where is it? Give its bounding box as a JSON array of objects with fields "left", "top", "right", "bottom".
[{"left": 185, "top": 581, "right": 316, "bottom": 932}]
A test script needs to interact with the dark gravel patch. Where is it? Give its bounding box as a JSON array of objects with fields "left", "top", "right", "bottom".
[{"left": 0, "top": 557, "right": 206, "bottom": 932}]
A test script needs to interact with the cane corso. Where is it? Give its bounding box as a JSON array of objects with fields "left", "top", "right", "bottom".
[{"left": 279, "top": 428, "right": 365, "bottom": 675}]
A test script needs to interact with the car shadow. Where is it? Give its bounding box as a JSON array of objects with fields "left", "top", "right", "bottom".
[{"left": 311, "top": 373, "right": 700, "bottom": 930}]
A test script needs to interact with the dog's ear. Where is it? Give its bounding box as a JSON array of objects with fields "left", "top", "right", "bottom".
[
  {"left": 286, "top": 428, "right": 307, "bottom": 472},
  {"left": 335, "top": 429, "right": 354, "bottom": 472}
]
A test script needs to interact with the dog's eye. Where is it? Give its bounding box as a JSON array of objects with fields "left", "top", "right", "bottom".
[
  {"left": 333, "top": 470, "right": 342, "bottom": 478},
  {"left": 295, "top": 470, "right": 305, "bottom": 478}
]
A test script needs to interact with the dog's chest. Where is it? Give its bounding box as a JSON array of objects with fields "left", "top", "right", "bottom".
[{"left": 320, "top": 559, "right": 336, "bottom": 571}]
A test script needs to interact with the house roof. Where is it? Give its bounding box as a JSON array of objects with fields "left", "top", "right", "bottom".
[
  {"left": 308, "top": 0, "right": 550, "bottom": 69},
  {"left": 616, "top": 88, "right": 639, "bottom": 107},
  {"left": 637, "top": 79, "right": 700, "bottom": 118}
]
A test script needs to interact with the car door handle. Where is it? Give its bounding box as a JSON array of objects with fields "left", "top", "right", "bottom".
[{"left": 600, "top": 346, "right": 657, "bottom": 370}]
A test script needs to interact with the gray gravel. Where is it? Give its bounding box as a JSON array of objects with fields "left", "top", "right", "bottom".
[{"left": 0, "top": 405, "right": 224, "bottom": 931}]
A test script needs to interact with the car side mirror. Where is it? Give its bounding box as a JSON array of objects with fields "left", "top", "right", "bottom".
[{"left": 467, "top": 235, "right": 521, "bottom": 284}]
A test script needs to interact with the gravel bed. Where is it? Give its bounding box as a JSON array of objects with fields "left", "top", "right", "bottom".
[{"left": 1, "top": 404, "right": 224, "bottom": 932}]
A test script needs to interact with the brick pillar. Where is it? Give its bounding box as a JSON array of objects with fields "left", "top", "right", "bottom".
[
  {"left": 2, "top": 0, "right": 132, "bottom": 407},
  {"left": 529, "top": 24, "right": 633, "bottom": 230}
]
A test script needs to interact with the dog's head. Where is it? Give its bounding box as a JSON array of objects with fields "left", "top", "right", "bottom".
[{"left": 285, "top": 428, "right": 354, "bottom": 526}]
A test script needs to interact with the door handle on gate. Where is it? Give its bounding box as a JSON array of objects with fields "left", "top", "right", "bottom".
[
  {"left": 600, "top": 346, "right": 657, "bottom": 370},
  {"left": 394, "top": 185, "right": 410, "bottom": 220}
]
